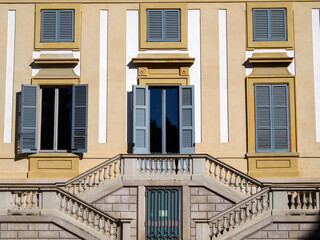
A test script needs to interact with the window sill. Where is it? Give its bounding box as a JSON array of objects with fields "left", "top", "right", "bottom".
[
  {"left": 28, "top": 152, "right": 80, "bottom": 159},
  {"left": 246, "top": 152, "right": 299, "bottom": 158}
]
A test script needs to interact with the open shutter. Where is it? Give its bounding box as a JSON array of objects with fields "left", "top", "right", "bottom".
[
  {"left": 272, "top": 85, "right": 290, "bottom": 151},
  {"left": 179, "top": 85, "right": 195, "bottom": 154},
  {"left": 147, "top": 10, "right": 163, "bottom": 41},
  {"left": 72, "top": 84, "right": 88, "bottom": 153},
  {"left": 58, "top": 10, "right": 74, "bottom": 42},
  {"left": 255, "top": 85, "right": 272, "bottom": 152},
  {"left": 20, "top": 85, "right": 38, "bottom": 153},
  {"left": 133, "top": 85, "right": 150, "bottom": 154},
  {"left": 253, "top": 9, "right": 269, "bottom": 41},
  {"left": 41, "top": 10, "right": 57, "bottom": 42},
  {"left": 270, "top": 9, "right": 286, "bottom": 40},
  {"left": 164, "top": 10, "right": 180, "bottom": 41}
]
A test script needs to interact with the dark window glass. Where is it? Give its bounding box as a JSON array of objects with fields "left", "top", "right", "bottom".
[
  {"left": 40, "top": 88, "right": 55, "bottom": 150},
  {"left": 58, "top": 87, "right": 72, "bottom": 150},
  {"left": 166, "top": 88, "right": 179, "bottom": 153},
  {"left": 150, "top": 88, "right": 162, "bottom": 153}
]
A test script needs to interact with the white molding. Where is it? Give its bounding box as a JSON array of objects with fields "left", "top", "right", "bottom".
[
  {"left": 99, "top": 10, "right": 108, "bottom": 143},
  {"left": 4, "top": 10, "right": 16, "bottom": 143},
  {"left": 219, "top": 9, "right": 229, "bottom": 143},
  {"left": 312, "top": 9, "right": 320, "bottom": 142}
]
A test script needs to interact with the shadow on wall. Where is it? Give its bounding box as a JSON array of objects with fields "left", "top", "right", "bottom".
[
  {"left": 127, "top": 91, "right": 133, "bottom": 153},
  {"left": 308, "top": 215, "right": 320, "bottom": 239}
]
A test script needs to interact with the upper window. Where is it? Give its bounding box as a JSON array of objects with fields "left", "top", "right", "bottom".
[
  {"left": 35, "top": 4, "right": 80, "bottom": 50},
  {"left": 247, "top": 2, "right": 293, "bottom": 49},
  {"left": 41, "top": 10, "right": 74, "bottom": 42},
  {"left": 140, "top": 3, "right": 188, "bottom": 50},
  {"left": 147, "top": 9, "right": 180, "bottom": 42},
  {"left": 253, "top": 9, "right": 287, "bottom": 41}
]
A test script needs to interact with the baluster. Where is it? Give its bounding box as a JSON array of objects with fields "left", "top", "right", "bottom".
[
  {"left": 25, "top": 192, "right": 30, "bottom": 209},
  {"left": 146, "top": 158, "right": 150, "bottom": 174},
  {"left": 245, "top": 203, "right": 250, "bottom": 220},
  {"left": 109, "top": 164, "right": 113, "bottom": 179},
  {"left": 172, "top": 159, "right": 176, "bottom": 174},
  {"left": 234, "top": 210, "right": 240, "bottom": 226},
  {"left": 94, "top": 214, "right": 99, "bottom": 230},
  {"left": 250, "top": 184, "right": 255, "bottom": 195},
  {"left": 104, "top": 166, "right": 108, "bottom": 180},
  {"left": 67, "top": 184, "right": 72, "bottom": 193},
  {"left": 88, "top": 211, "right": 93, "bottom": 227},
  {"left": 78, "top": 181, "right": 83, "bottom": 195},
  {"left": 308, "top": 192, "right": 313, "bottom": 209},
  {"left": 224, "top": 169, "right": 229, "bottom": 184},
  {"left": 235, "top": 175, "right": 239, "bottom": 190},
  {"left": 82, "top": 208, "right": 88, "bottom": 223},
  {"left": 88, "top": 174, "right": 93, "bottom": 188},
  {"left": 289, "top": 191, "right": 294, "bottom": 209},
  {"left": 208, "top": 161, "right": 213, "bottom": 177},
  {"left": 257, "top": 197, "right": 262, "bottom": 213},
  {"left": 229, "top": 212, "right": 234, "bottom": 229},
  {"left": 20, "top": 192, "right": 24, "bottom": 208},
  {"left": 182, "top": 158, "right": 187, "bottom": 175},
  {"left": 302, "top": 192, "right": 307, "bottom": 209},
  {"left": 77, "top": 205, "right": 82, "bottom": 220},
  {"left": 296, "top": 192, "right": 301, "bottom": 209},
  {"left": 115, "top": 160, "right": 120, "bottom": 176},
  {"left": 72, "top": 202, "right": 78, "bottom": 218},
  {"left": 99, "top": 169, "right": 103, "bottom": 184},
  {"left": 32, "top": 191, "right": 37, "bottom": 208},
  {"left": 110, "top": 223, "right": 117, "bottom": 238},
  {"left": 73, "top": 184, "right": 78, "bottom": 195},
  {"left": 156, "top": 159, "right": 160, "bottom": 175},
  {"left": 161, "top": 158, "right": 166, "bottom": 174},
  {"left": 105, "top": 219, "right": 111, "bottom": 237},
  {"left": 240, "top": 208, "right": 245, "bottom": 223},
  {"left": 251, "top": 200, "right": 257, "bottom": 217},
  {"left": 151, "top": 159, "right": 155, "bottom": 174},
  {"left": 83, "top": 177, "right": 88, "bottom": 192},
  {"left": 219, "top": 166, "right": 223, "bottom": 182},
  {"left": 93, "top": 172, "right": 98, "bottom": 186},
  {"left": 245, "top": 181, "right": 250, "bottom": 195},
  {"left": 214, "top": 163, "right": 218, "bottom": 179},
  {"left": 99, "top": 217, "right": 104, "bottom": 233},
  {"left": 262, "top": 194, "right": 268, "bottom": 210},
  {"left": 177, "top": 158, "right": 181, "bottom": 174},
  {"left": 223, "top": 217, "right": 228, "bottom": 233},
  {"left": 217, "top": 220, "right": 222, "bottom": 236},
  {"left": 211, "top": 222, "right": 217, "bottom": 238},
  {"left": 240, "top": 178, "right": 244, "bottom": 193},
  {"left": 60, "top": 195, "right": 66, "bottom": 212},
  {"left": 140, "top": 158, "right": 145, "bottom": 174},
  {"left": 230, "top": 172, "right": 234, "bottom": 187}
]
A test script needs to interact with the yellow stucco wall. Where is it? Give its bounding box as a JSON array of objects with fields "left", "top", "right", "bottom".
[{"left": 0, "top": 1, "right": 318, "bottom": 180}]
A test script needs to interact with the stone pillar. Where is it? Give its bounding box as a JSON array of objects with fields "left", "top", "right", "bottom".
[
  {"left": 195, "top": 222, "right": 210, "bottom": 240},
  {"left": 192, "top": 157, "right": 208, "bottom": 179}
]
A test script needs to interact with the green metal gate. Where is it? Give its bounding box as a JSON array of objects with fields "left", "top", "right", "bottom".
[{"left": 146, "top": 187, "right": 181, "bottom": 240}]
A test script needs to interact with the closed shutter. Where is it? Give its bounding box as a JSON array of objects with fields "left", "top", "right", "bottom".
[
  {"left": 255, "top": 84, "right": 290, "bottom": 152},
  {"left": 20, "top": 85, "right": 38, "bottom": 153},
  {"left": 255, "top": 85, "right": 272, "bottom": 152},
  {"left": 164, "top": 10, "right": 180, "bottom": 41},
  {"left": 58, "top": 10, "right": 74, "bottom": 42},
  {"left": 179, "top": 85, "right": 195, "bottom": 154},
  {"left": 253, "top": 8, "right": 287, "bottom": 41},
  {"left": 270, "top": 9, "right": 286, "bottom": 40},
  {"left": 133, "top": 85, "right": 150, "bottom": 154},
  {"left": 41, "top": 10, "right": 57, "bottom": 42},
  {"left": 147, "top": 10, "right": 163, "bottom": 41},
  {"left": 71, "top": 84, "right": 88, "bottom": 153},
  {"left": 272, "top": 85, "right": 289, "bottom": 151}
]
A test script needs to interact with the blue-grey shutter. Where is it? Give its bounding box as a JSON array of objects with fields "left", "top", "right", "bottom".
[
  {"left": 272, "top": 85, "right": 289, "bottom": 151},
  {"left": 71, "top": 84, "right": 88, "bottom": 153},
  {"left": 133, "top": 85, "right": 150, "bottom": 154},
  {"left": 20, "top": 85, "right": 38, "bottom": 153},
  {"left": 147, "top": 10, "right": 163, "bottom": 41},
  {"left": 58, "top": 10, "right": 74, "bottom": 42},
  {"left": 253, "top": 9, "right": 269, "bottom": 41},
  {"left": 179, "top": 85, "right": 195, "bottom": 154},
  {"left": 255, "top": 85, "right": 272, "bottom": 152},
  {"left": 270, "top": 9, "right": 286, "bottom": 40},
  {"left": 164, "top": 10, "right": 180, "bottom": 41},
  {"left": 41, "top": 10, "right": 57, "bottom": 42}
]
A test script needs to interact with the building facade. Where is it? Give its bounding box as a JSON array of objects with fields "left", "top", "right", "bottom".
[{"left": 0, "top": 0, "right": 320, "bottom": 239}]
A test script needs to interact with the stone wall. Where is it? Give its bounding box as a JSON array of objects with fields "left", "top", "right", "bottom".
[
  {"left": 189, "top": 186, "right": 234, "bottom": 240},
  {"left": 246, "top": 222, "right": 320, "bottom": 239},
  {"left": 92, "top": 187, "right": 137, "bottom": 240},
  {"left": 0, "top": 223, "right": 80, "bottom": 239}
]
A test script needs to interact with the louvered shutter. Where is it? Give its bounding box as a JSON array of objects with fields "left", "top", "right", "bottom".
[
  {"left": 255, "top": 85, "right": 272, "bottom": 152},
  {"left": 133, "top": 85, "right": 150, "bottom": 154},
  {"left": 253, "top": 9, "right": 269, "bottom": 41},
  {"left": 179, "top": 85, "right": 195, "bottom": 154},
  {"left": 58, "top": 10, "right": 74, "bottom": 42},
  {"left": 20, "top": 85, "right": 38, "bottom": 153},
  {"left": 272, "top": 85, "right": 289, "bottom": 151},
  {"left": 164, "top": 10, "right": 180, "bottom": 41},
  {"left": 270, "top": 9, "right": 286, "bottom": 40},
  {"left": 147, "top": 10, "right": 163, "bottom": 41},
  {"left": 71, "top": 84, "right": 88, "bottom": 153},
  {"left": 41, "top": 10, "right": 57, "bottom": 42}
]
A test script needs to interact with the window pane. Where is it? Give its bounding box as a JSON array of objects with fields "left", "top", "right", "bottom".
[
  {"left": 150, "top": 88, "right": 162, "bottom": 153},
  {"left": 166, "top": 88, "right": 179, "bottom": 153},
  {"left": 41, "top": 88, "right": 55, "bottom": 150},
  {"left": 58, "top": 87, "right": 72, "bottom": 150}
]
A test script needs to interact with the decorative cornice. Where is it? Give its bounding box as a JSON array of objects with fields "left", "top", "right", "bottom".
[
  {"left": 34, "top": 54, "right": 79, "bottom": 68},
  {"left": 247, "top": 52, "right": 293, "bottom": 67},
  {"left": 132, "top": 53, "right": 195, "bottom": 66}
]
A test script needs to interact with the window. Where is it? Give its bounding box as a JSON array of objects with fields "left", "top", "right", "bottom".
[
  {"left": 255, "top": 84, "right": 289, "bottom": 152},
  {"left": 146, "top": 187, "right": 181, "bottom": 240},
  {"left": 133, "top": 85, "right": 194, "bottom": 154},
  {"left": 35, "top": 4, "right": 80, "bottom": 50},
  {"left": 247, "top": 2, "right": 293, "bottom": 49},
  {"left": 147, "top": 9, "right": 180, "bottom": 42},
  {"left": 253, "top": 9, "right": 286, "bottom": 41},
  {"left": 41, "top": 10, "right": 74, "bottom": 42},
  {"left": 20, "top": 84, "right": 88, "bottom": 153},
  {"left": 140, "top": 3, "right": 188, "bottom": 50}
]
